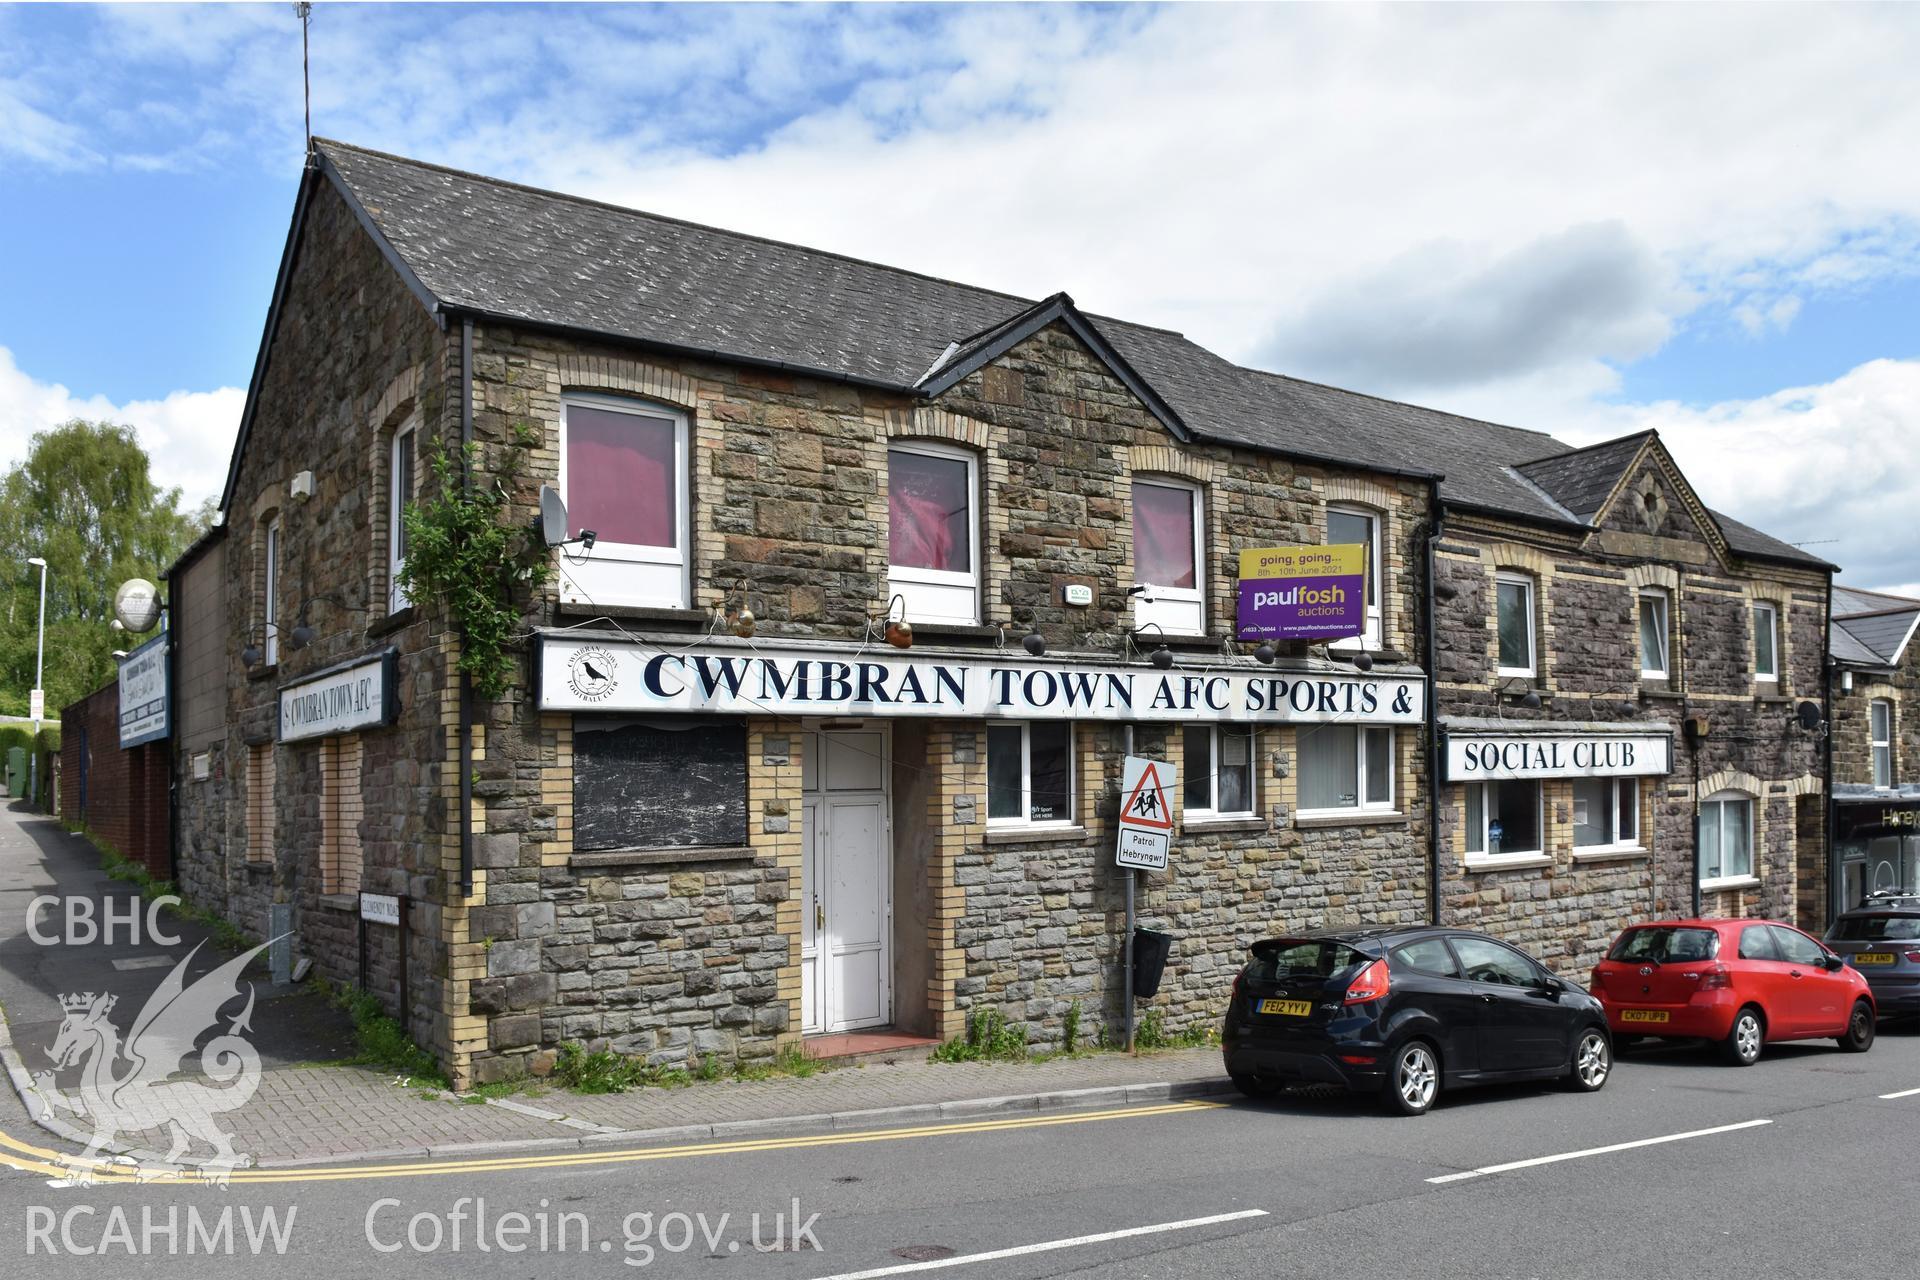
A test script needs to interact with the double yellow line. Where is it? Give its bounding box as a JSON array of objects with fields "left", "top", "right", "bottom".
[{"left": 1, "top": 1099, "right": 1224, "bottom": 1185}]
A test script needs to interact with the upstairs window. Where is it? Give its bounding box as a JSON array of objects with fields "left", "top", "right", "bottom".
[
  {"left": 1495, "top": 572, "right": 1536, "bottom": 678},
  {"left": 1326, "top": 504, "right": 1382, "bottom": 651},
  {"left": 1131, "top": 478, "right": 1205, "bottom": 636},
  {"left": 1752, "top": 602, "right": 1779, "bottom": 684},
  {"left": 888, "top": 442, "right": 979, "bottom": 625},
  {"left": 1183, "top": 725, "right": 1255, "bottom": 817},
  {"left": 1638, "top": 590, "right": 1670, "bottom": 679},
  {"left": 263, "top": 515, "right": 281, "bottom": 667},
  {"left": 1699, "top": 790, "right": 1755, "bottom": 886},
  {"left": 1872, "top": 699, "right": 1894, "bottom": 788},
  {"left": 388, "top": 420, "right": 416, "bottom": 614},
  {"left": 559, "top": 396, "right": 690, "bottom": 609}
]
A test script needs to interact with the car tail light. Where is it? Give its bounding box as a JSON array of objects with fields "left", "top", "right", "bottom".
[
  {"left": 1339, "top": 1054, "right": 1377, "bottom": 1066},
  {"left": 1344, "top": 958, "right": 1391, "bottom": 1004},
  {"left": 1701, "top": 964, "right": 1732, "bottom": 990},
  {"left": 1905, "top": 952, "right": 1920, "bottom": 964},
  {"left": 1232, "top": 972, "right": 1245, "bottom": 1000},
  {"left": 1590, "top": 968, "right": 1606, "bottom": 990}
]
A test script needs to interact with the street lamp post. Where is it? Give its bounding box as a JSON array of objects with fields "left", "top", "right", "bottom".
[{"left": 26, "top": 556, "right": 46, "bottom": 728}]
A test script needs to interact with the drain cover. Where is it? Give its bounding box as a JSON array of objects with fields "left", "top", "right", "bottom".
[{"left": 892, "top": 1245, "right": 957, "bottom": 1262}]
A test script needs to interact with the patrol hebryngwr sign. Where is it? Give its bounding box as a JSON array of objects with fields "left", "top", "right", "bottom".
[{"left": 1116, "top": 756, "right": 1176, "bottom": 870}]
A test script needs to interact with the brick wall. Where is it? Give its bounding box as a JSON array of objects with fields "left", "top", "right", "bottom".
[{"left": 58, "top": 682, "right": 169, "bottom": 877}]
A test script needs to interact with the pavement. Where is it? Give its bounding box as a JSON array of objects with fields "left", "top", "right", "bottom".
[{"left": 0, "top": 803, "right": 1231, "bottom": 1168}]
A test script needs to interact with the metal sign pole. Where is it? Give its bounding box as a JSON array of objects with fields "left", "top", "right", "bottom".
[
  {"left": 357, "top": 892, "right": 368, "bottom": 994},
  {"left": 398, "top": 895, "right": 411, "bottom": 1036},
  {"left": 1124, "top": 869, "right": 1136, "bottom": 1053}
]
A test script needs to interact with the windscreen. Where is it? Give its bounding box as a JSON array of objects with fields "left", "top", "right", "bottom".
[
  {"left": 1831, "top": 914, "right": 1920, "bottom": 942},
  {"left": 1607, "top": 926, "right": 1718, "bottom": 963},
  {"left": 1246, "top": 939, "right": 1371, "bottom": 983}
]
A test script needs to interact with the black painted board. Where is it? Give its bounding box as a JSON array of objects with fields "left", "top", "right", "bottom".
[{"left": 574, "top": 720, "right": 748, "bottom": 851}]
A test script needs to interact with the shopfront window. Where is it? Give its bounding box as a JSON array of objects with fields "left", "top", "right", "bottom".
[
  {"left": 987, "top": 722, "right": 1074, "bottom": 826},
  {"left": 1183, "top": 725, "right": 1255, "bottom": 817},
  {"left": 1297, "top": 725, "right": 1393, "bottom": 815},
  {"left": 889, "top": 442, "right": 980, "bottom": 625},
  {"left": 1573, "top": 777, "right": 1639, "bottom": 848},
  {"left": 1699, "top": 790, "right": 1755, "bottom": 885},
  {"left": 1464, "top": 780, "right": 1543, "bottom": 861}
]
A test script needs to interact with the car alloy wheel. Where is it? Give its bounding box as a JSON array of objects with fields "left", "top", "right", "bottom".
[
  {"left": 1569, "top": 1030, "right": 1611, "bottom": 1091},
  {"left": 1390, "top": 1042, "right": 1438, "bottom": 1116}
]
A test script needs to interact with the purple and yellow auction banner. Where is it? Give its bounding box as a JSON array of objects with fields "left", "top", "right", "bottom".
[{"left": 1236, "top": 545, "right": 1367, "bottom": 640}]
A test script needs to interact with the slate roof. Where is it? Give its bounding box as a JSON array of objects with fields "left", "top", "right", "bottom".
[
  {"left": 1829, "top": 623, "right": 1887, "bottom": 666},
  {"left": 1830, "top": 585, "right": 1920, "bottom": 666},
  {"left": 307, "top": 139, "right": 1831, "bottom": 570},
  {"left": 1513, "top": 433, "right": 1653, "bottom": 522}
]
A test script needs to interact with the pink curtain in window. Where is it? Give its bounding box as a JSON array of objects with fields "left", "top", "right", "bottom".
[
  {"left": 568, "top": 406, "right": 675, "bottom": 547},
  {"left": 1134, "top": 484, "right": 1196, "bottom": 588},
  {"left": 889, "top": 452, "right": 971, "bottom": 572}
]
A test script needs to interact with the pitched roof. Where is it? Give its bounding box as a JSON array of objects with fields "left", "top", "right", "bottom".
[
  {"left": 1834, "top": 585, "right": 1920, "bottom": 617},
  {"left": 298, "top": 139, "right": 1830, "bottom": 569},
  {"left": 1513, "top": 432, "right": 1653, "bottom": 522},
  {"left": 1829, "top": 622, "right": 1887, "bottom": 666}
]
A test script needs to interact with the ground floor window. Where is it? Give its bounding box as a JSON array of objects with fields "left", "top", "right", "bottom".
[
  {"left": 1464, "top": 780, "right": 1543, "bottom": 861},
  {"left": 319, "top": 735, "right": 364, "bottom": 895},
  {"left": 1297, "top": 725, "right": 1394, "bottom": 815},
  {"left": 1573, "top": 777, "right": 1640, "bottom": 848},
  {"left": 245, "top": 744, "right": 275, "bottom": 863},
  {"left": 1183, "top": 725, "right": 1255, "bottom": 817},
  {"left": 987, "top": 722, "right": 1074, "bottom": 825},
  {"left": 575, "top": 719, "right": 748, "bottom": 850},
  {"left": 1699, "top": 790, "right": 1755, "bottom": 884}
]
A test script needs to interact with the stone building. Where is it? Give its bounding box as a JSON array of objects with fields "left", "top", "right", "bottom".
[
  {"left": 170, "top": 139, "right": 1837, "bottom": 1086},
  {"left": 1828, "top": 586, "right": 1920, "bottom": 911},
  {"left": 1420, "top": 429, "right": 1833, "bottom": 969}
]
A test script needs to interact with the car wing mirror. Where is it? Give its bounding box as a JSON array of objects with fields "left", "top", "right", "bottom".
[{"left": 1824, "top": 954, "right": 1845, "bottom": 971}]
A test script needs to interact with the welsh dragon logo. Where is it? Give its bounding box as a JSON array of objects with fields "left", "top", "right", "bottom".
[{"left": 34, "top": 938, "right": 276, "bottom": 1187}]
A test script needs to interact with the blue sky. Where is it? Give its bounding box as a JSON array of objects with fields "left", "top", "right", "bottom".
[{"left": 1, "top": 3, "right": 1916, "bottom": 590}]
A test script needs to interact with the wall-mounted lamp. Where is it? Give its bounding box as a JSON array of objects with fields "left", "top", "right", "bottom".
[
  {"left": 286, "top": 594, "right": 367, "bottom": 653},
  {"left": 1352, "top": 651, "right": 1374, "bottom": 673},
  {"left": 1151, "top": 645, "right": 1175, "bottom": 670},
  {"left": 1253, "top": 642, "right": 1276, "bottom": 665},
  {"left": 873, "top": 594, "right": 913, "bottom": 649},
  {"left": 1022, "top": 623, "right": 1046, "bottom": 657},
  {"left": 1497, "top": 675, "right": 1540, "bottom": 711}
]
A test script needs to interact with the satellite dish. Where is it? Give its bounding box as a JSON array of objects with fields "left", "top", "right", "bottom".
[
  {"left": 113, "top": 578, "right": 162, "bottom": 633},
  {"left": 1796, "top": 699, "right": 1823, "bottom": 732},
  {"left": 539, "top": 486, "right": 569, "bottom": 547}
]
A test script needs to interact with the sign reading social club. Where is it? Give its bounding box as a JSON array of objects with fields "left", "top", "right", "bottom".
[
  {"left": 538, "top": 635, "right": 1425, "bottom": 725},
  {"left": 1443, "top": 731, "right": 1671, "bottom": 782},
  {"left": 1236, "top": 545, "right": 1366, "bottom": 641}
]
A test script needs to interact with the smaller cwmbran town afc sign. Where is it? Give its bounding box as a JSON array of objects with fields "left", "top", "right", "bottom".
[
  {"left": 117, "top": 632, "right": 169, "bottom": 748},
  {"left": 1116, "top": 755, "right": 1176, "bottom": 870},
  {"left": 278, "top": 650, "right": 400, "bottom": 743},
  {"left": 536, "top": 636, "right": 1425, "bottom": 725}
]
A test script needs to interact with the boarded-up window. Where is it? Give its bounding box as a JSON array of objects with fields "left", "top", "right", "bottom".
[
  {"left": 319, "top": 736, "right": 365, "bottom": 894},
  {"left": 246, "top": 745, "right": 276, "bottom": 863},
  {"left": 574, "top": 720, "right": 748, "bottom": 851}
]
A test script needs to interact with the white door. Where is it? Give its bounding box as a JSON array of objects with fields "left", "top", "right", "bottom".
[{"left": 800, "top": 731, "right": 891, "bottom": 1033}]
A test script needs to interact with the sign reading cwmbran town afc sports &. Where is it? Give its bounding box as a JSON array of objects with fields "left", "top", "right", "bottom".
[
  {"left": 1442, "top": 730, "right": 1672, "bottom": 782},
  {"left": 117, "top": 632, "right": 169, "bottom": 748},
  {"left": 1236, "top": 545, "right": 1367, "bottom": 641},
  {"left": 278, "top": 649, "right": 400, "bottom": 743},
  {"left": 1116, "top": 755, "right": 1177, "bottom": 870},
  {"left": 536, "top": 636, "right": 1425, "bottom": 725}
]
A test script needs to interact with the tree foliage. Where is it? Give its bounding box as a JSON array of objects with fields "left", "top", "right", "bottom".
[{"left": 0, "top": 420, "right": 210, "bottom": 717}]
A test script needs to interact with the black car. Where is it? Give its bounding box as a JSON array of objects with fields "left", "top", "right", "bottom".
[
  {"left": 1221, "top": 926, "right": 1612, "bottom": 1115},
  {"left": 1825, "top": 893, "right": 1920, "bottom": 1020}
]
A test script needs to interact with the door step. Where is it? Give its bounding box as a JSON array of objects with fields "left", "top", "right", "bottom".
[{"left": 802, "top": 1030, "right": 941, "bottom": 1065}]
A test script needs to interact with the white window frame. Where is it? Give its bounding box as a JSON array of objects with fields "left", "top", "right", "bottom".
[
  {"left": 1183, "top": 724, "right": 1258, "bottom": 819},
  {"left": 1871, "top": 699, "right": 1894, "bottom": 789},
  {"left": 388, "top": 418, "right": 417, "bottom": 615},
  {"left": 1296, "top": 725, "right": 1396, "bottom": 818},
  {"left": 985, "top": 722, "right": 1076, "bottom": 829},
  {"left": 1494, "top": 572, "right": 1537, "bottom": 678},
  {"left": 1130, "top": 476, "right": 1206, "bottom": 637},
  {"left": 263, "top": 515, "right": 281, "bottom": 667},
  {"left": 1573, "top": 776, "right": 1642, "bottom": 852},
  {"left": 1637, "top": 589, "right": 1670, "bottom": 679},
  {"left": 1752, "top": 601, "right": 1779, "bottom": 684},
  {"left": 1327, "top": 503, "right": 1383, "bottom": 652},
  {"left": 1463, "top": 779, "right": 1546, "bottom": 865},
  {"left": 557, "top": 394, "right": 691, "bottom": 610},
  {"left": 887, "top": 440, "right": 980, "bottom": 626},
  {"left": 1698, "top": 789, "right": 1757, "bottom": 889}
]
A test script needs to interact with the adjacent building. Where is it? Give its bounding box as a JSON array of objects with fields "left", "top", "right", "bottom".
[
  {"left": 168, "top": 139, "right": 1855, "bottom": 1086},
  {"left": 1829, "top": 586, "right": 1920, "bottom": 912}
]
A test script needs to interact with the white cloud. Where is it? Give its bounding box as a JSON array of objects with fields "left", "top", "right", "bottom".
[{"left": 0, "top": 347, "right": 240, "bottom": 507}]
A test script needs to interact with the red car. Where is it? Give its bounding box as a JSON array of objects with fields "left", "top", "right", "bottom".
[{"left": 1591, "top": 919, "right": 1875, "bottom": 1065}]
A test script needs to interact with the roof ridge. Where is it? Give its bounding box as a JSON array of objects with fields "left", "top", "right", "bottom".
[
  {"left": 1233, "top": 363, "right": 1563, "bottom": 442},
  {"left": 1835, "top": 585, "right": 1920, "bottom": 610},
  {"left": 313, "top": 138, "right": 1191, "bottom": 341},
  {"left": 1512, "top": 428, "right": 1658, "bottom": 470}
]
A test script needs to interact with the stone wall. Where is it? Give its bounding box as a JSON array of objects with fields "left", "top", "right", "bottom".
[{"left": 1833, "top": 642, "right": 1916, "bottom": 789}]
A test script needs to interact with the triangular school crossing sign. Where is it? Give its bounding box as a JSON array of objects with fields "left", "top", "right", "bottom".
[{"left": 1119, "top": 758, "right": 1175, "bottom": 831}]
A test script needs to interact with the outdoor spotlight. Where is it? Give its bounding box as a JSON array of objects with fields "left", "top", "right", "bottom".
[
  {"left": 1521, "top": 690, "right": 1542, "bottom": 710},
  {"left": 1253, "top": 642, "right": 1276, "bottom": 665},
  {"left": 732, "top": 608, "right": 757, "bottom": 639},
  {"left": 1151, "top": 645, "right": 1174, "bottom": 670},
  {"left": 1023, "top": 629, "right": 1046, "bottom": 657},
  {"left": 885, "top": 619, "right": 914, "bottom": 649},
  {"left": 241, "top": 643, "right": 263, "bottom": 668},
  {"left": 1353, "top": 652, "right": 1373, "bottom": 672},
  {"left": 290, "top": 622, "right": 316, "bottom": 651}
]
